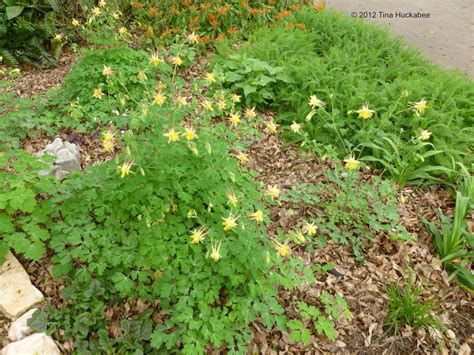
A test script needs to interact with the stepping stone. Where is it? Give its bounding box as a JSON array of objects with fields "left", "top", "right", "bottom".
[
  {"left": 0, "top": 252, "right": 44, "bottom": 320},
  {"left": 1, "top": 333, "right": 60, "bottom": 355},
  {"left": 8, "top": 308, "right": 37, "bottom": 341}
]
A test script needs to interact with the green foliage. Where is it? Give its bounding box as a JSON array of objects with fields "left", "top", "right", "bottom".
[
  {"left": 215, "top": 8, "right": 474, "bottom": 185},
  {"left": 0, "top": 149, "right": 57, "bottom": 263},
  {"left": 0, "top": 0, "right": 64, "bottom": 66},
  {"left": 288, "top": 295, "right": 352, "bottom": 345},
  {"left": 386, "top": 277, "right": 442, "bottom": 334},
  {"left": 27, "top": 105, "right": 301, "bottom": 352},
  {"left": 49, "top": 47, "right": 162, "bottom": 130},
  {"left": 211, "top": 54, "right": 292, "bottom": 107},
  {"left": 283, "top": 166, "right": 411, "bottom": 261},
  {"left": 422, "top": 189, "right": 474, "bottom": 291}
]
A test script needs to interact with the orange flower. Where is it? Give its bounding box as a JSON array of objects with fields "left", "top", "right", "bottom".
[
  {"left": 148, "top": 6, "right": 159, "bottom": 16},
  {"left": 296, "top": 23, "right": 305, "bottom": 30},
  {"left": 315, "top": 1, "right": 326, "bottom": 10},
  {"left": 250, "top": 8, "right": 259, "bottom": 15},
  {"left": 291, "top": 4, "right": 300, "bottom": 10},
  {"left": 182, "top": 0, "right": 192, "bottom": 6},
  {"left": 132, "top": 2, "right": 143, "bottom": 10},
  {"left": 241, "top": 0, "right": 249, "bottom": 8}
]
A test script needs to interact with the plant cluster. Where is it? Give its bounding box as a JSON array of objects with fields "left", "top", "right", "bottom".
[
  {"left": 15, "top": 43, "right": 325, "bottom": 352},
  {"left": 128, "top": 0, "right": 309, "bottom": 45},
  {"left": 214, "top": 8, "right": 474, "bottom": 185},
  {"left": 287, "top": 295, "right": 352, "bottom": 345},
  {"left": 386, "top": 277, "right": 443, "bottom": 335},
  {"left": 0, "top": 149, "right": 56, "bottom": 263},
  {"left": 211, "top": 53, "right": 292, "bottom": 107},
  {"left": 283, "top": 166, "right": 411, "bottom": 261},
  {"left": 422, "top": 167, "right": 474, "bottom": 291}
]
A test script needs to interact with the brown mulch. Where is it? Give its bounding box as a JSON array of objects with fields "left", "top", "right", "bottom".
[
  {"left": 1, "top": 52, "right": 77, "bottom": 98},
  {"left": 243, "top": 128, "right": 473, "bottom": 354}
]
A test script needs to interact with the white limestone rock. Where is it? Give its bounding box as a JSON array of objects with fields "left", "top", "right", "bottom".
[
  {"left": 0, "top": 252, "right": 44, "bottom": 320},
  {"left": 8, "top": 308, "right": 38, "bottom": 341},
  {"left": 37, "top": 138, "right": 81, "bottom": 179},
  {"left": 1, "top": 333, "right": 60, "bottom": 355}
]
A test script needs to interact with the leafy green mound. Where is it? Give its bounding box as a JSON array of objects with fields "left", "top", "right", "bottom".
[{"left": 213, "top": 8, "right": 474, "bottom": 185}]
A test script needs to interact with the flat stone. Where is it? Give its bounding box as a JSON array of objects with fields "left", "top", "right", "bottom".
[
  {"left": 1, "top": 333, "right": 60, "bottom": 355},
  {"left": 0, "top": 252, "right": 44, "bottom": 320},
  {"left": 8, "top": 308, "right": 37, "bottom": 341}
]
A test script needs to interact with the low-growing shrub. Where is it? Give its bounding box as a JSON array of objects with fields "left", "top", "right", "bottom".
[
  {"left": 49, "top": 47, "right": 164, "bottom": 130},
  {"left": 29, "top": 113, "right": 308, "bottom": 352}
]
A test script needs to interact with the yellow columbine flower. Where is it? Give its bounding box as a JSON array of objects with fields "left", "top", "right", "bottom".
[
  {"left": 137, "top": 70, "right": 147, "bottom": 80},
  {"left": 54, "top": 33, "right": 63, "bottom": 41},
  {"left": 93, "top": 87, "right": 104, "bottom": 99},
  {"left": 98, "top": 0, "right": 106, "bottom": 7},
  {"left": 308, "top": 95, "right": 326, "bottom": 108},
  {"left": 176, "top": 96, "right": 188, "bottom": 106},
  {"left": 249, "top": 210, "right": 264, "bottom": 223},
  {"left": 187, "top": 32, "right": 199, "bottom": 43},
  {"left": 229, "top": 113, "right": 241, "bottom": 125},
  {"left": 210, "top": 241, "right": 222, "bottom": 261},
  {"left": 92, "top": 7, "right": 101, "bottom": 16},
  {"left": 303, "top": 221, "right": 318, "bottom": 236},
  {"left": 244, "top": 107, "right": 256, "bottom": 119},
  {"left": 293, "top": 229, "right": 305, "bottom": 244},
  {"left": 153, "top": 92, "right": 166, "bottom": 106},
  {"left": 265, "top": 185, "right": 280, "bottom": 200},
  {"left": 235, "top": 151, "right": 249, "bottom": 164},
  {"left": 102, "top": 65, "right": 113, "bottom": 77},
  {"left": 265, "top": 119, "right": 278, "bottom": 133},
  {"left": 118, "top": 27, "right": 127, "bottom": 35},
  {"left": 71, "top": 18, "right": 80, "bottom": 27},
  {"left": 419, "top": 129, "right": 432, "bottom": 141},
  {"left": 202, "top": 100, "right": 213, "bottom": 112},
  {"left": 290, "top": 121, "right": 302, "bottom": 133},
  {"left": 231, "top": 94, "right": 241, "bottom": 103},
  {"left": 226, "top": 192, "right": 238, "bottom": 207},
  {"left": 171, "top": 56, "right": 183, "bottom": 66},
  {"left": 305, "top": 110, "right": 316, "bottom": 122},
  {"left": 112, "top": 11, "right": 121, "bottom": 20},
  {"left": 222, "top": 214, "right": 238, "bottom": 231},
  {"left": 184, "top": 127, "right": 197, "bottom": 141},
  {"left": 150, "top": 54, "right": 162, "bottom": 66},
  {"left": 205, "top": 72, "right": 216, "bottom": 83},
  {"left": 190, "top": 227, "right": 207, "bottom": 244},
  {"left": 102, "top": 131, "right": 115, "bottom": 152},
  {"left": 355, "top": 103, "right": 375, "bottom": 120},
  {"left": 410, "top": 98, "right": 428, "bottom": 116},
  {"left": 217, "top": 100, "right": 226, "bottom": 111},
  {"left": 120, "top": 160, "right": 134, "bottom": 178},
  {"left": 164, "top": 128, "right": 180, "bottom": 143},
  {"left": 273, "top": 241, "right": 291, "bottom": 257},
  {"left": 344, "top": 156, "right": 360, "bottom": 170}
]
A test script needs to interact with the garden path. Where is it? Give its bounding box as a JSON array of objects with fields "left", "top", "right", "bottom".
[{"left": 327, "top": 0, "right": 474, "bottom": 78}]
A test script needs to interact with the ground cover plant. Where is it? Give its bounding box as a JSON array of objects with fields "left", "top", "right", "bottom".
[
  {"left": 0, "top": 1, "right": 473, "bottom": 354},
  {"left": 212, "top": 8, "right": 474, "bottom": 185}
]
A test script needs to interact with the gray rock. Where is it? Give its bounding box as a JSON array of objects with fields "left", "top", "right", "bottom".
[{"left": 37, "top": 138, "right": 81, "bottom": 179}]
